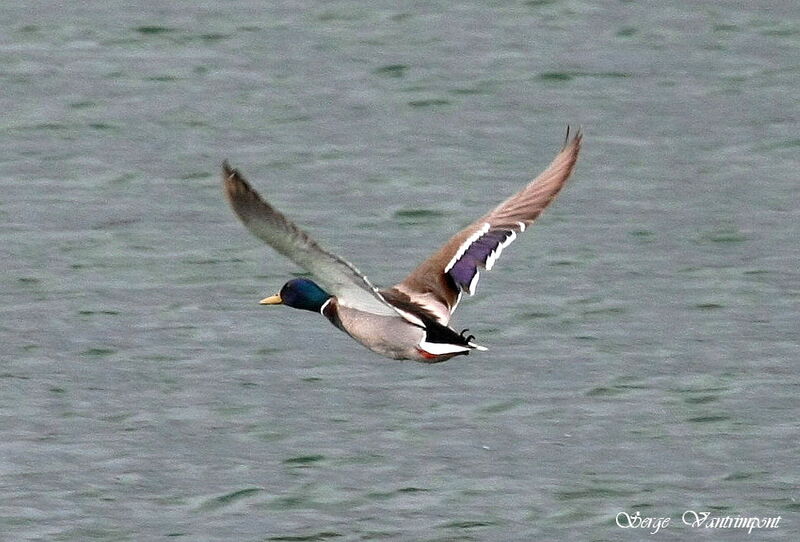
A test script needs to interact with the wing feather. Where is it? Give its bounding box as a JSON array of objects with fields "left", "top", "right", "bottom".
[
  {"left": 223, "top": 162, "right": 398, "bottom": 317},
  {"left": 391, "top": 129, "right": 582, "bottom": 324}
]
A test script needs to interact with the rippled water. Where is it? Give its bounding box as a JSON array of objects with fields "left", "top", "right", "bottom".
[{"left": 2, "top": 2, "right": 798, "bottom": 540}]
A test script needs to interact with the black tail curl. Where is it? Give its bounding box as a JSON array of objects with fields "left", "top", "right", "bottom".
[{"left": 459, "top": 328, "right": 476, "bottom": 343}]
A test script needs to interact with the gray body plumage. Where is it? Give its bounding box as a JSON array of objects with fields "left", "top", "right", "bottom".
[{"left": 324, "top": 299, "right": 431, "bottom": 361}]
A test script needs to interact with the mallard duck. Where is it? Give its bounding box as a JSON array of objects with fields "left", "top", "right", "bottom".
[{"left": 223, "top": 130, "right": 581, "bottom": 363}]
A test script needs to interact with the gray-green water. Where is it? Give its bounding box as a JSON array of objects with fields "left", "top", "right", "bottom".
[{"left": 2, "top": 2, "right": 798, "bottom": 541}]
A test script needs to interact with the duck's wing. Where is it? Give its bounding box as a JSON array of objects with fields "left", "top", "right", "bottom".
[
  {"left": 386, "top": 129, "right": 582, "bottom": 325},
  {"left": 223, "top": 162, "right": 399, "bottom": 317}
]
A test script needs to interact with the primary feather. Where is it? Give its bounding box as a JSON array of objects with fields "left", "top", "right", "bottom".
[
  {"left": 386, "top": 130, "right": 582, "bottom": 325},
  {"left": 223, "top": 162, "right": 399, "bottom": 317}
]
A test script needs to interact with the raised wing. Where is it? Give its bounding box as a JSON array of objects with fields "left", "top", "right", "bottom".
[
  {"left": 223, "top": 162, "right": 399, "bottom": 317},
  {"left": 386, "top": 129, "right": 582, "bottom": 324}
]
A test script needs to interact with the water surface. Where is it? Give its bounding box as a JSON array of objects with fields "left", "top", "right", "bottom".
[{"left": 2, "top": 2, "right": 798, "bottom": 540}]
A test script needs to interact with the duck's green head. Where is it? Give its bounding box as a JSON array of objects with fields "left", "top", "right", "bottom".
[{"left": 260, "top": 278, "right": 331, "bottom": 313}]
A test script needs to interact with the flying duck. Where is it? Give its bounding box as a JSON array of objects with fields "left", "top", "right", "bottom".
[{"left": 223, "top": 130, "right": 581, "bottom": 362}]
